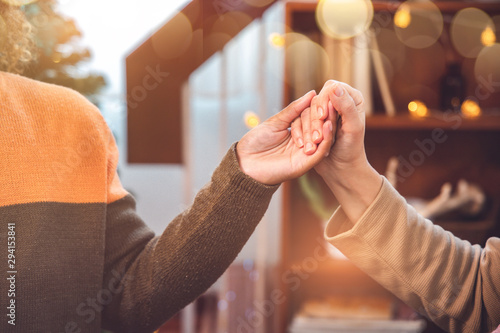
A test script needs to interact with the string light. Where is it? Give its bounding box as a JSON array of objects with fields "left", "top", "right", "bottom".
[
  {"left": 481, "top": 26, "right": 496, "bottom": 47},
  {"left": 461, "top": 99, "right": 482, "bottom": 118},
  {"left": 394, "top": 0, "right": 443, "bottom": 49},
  {"left": 394, "top": 7, "right": 411, "bottom": 29},
  {"left": 408, "top": 100, "right": 429, "bottom": 118},
  {"left": 244, "top": 111, "right": 260, "bottom": 129},
  {"left": 451, "top": 8, "right": 494, "bottom": 58},
  {"left": 268, "top": 33, "right": 285, "bottom": 48}
]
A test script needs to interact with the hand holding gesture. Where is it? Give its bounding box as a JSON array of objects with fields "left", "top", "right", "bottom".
[
  {"left": 291, "top": 81, "right": 382, "bottom": 222},
  {"left": 236, "top": 91, "right": 334, "bottom": 185}
]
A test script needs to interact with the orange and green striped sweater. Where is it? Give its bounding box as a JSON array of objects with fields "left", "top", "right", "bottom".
[{"left": 0, "top": 72, "right": 278, "bottom": 332}]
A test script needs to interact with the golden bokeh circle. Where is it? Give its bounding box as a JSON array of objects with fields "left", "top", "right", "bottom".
[
  {"left": 268, "top": 33, "right": 285, "bottom": 48},
  {"left": 461, "top": 99, "right": 481, "bottom": 118},
  {"left": 481, "top": 26, "right": 496, "bottom": 47},
  {"left": 244, "top": 111, "right": 261, "bottom": 129},
  {"left": 152, "top": 12, "right": 193, "bottom": 60},
  {"left": 394, "top": 7, "right": 411, "bottom": 29},
  {"left": 285, "top": 34, "right": 330, "bottom": 93},
  {"left": 211, "top": 11, "right": 252, "bottom": 38},
  {"left": 474, "top": 43, "right": 500, "bottom": 90},
  {"left": 394, "top": 0, "right": 443, "bottom": 49},
  {"left": 451, "top": 8, "right": 494, "bottom": 58},
  {"left": 316, "top": 0, "right": 374, "bottom": 39},
  {"left": 408, "top": 100, "right": 429, "bottom": 117}
]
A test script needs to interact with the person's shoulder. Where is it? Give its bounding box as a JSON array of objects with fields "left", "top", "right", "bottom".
[
  {"left": 5, "top": 72, "right": 100, "bottom": 113},
  {"left": 3, "top": 72, "right": 109, "bottom": 133}
]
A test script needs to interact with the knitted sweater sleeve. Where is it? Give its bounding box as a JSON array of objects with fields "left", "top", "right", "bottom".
[
  {"left": 101, "top": 138, "right": 278, "bottom": 332},
  {"left": 324, "top": 178, "right": 500, "bottom": 333}
]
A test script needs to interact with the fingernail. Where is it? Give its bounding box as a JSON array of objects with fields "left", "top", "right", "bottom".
[
  {"left": 305, "top": 142, "right": 313, "bottom": 152},
  {"left": 329, "top": 122, "right": 333, "bottom": 132},
  {"left": 318, "top": 107, "right": 324, "bottom": 118},
  {"left": 297, "top": 138, "right": 304, "bottom": 147},
  {"left": 325, "top": 151, "right": 330, "bottom": 157},
  {"left": 335, "top": 85, "right": 344, "bottom": 97},
  {"left": 313, "top": 131, "right": 320, "bottom": 141}
]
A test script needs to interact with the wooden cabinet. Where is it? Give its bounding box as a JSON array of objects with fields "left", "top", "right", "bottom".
[{"left": 280, "top": 1, "right": 500, "bottom": 332}]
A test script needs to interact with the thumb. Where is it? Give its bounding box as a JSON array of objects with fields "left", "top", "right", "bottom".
[
  {"left": 272, "top": 90, "right": 316, "bottom": 126},
  {"left": 328, "top": 85, "right": 364, "bottom": 134}
]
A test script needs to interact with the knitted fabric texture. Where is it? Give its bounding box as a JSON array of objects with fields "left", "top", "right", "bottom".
[
  {"left": 0, "top": 72, "right": 278, "bottom": 332},
  {"left": 325, "top": 178, "right": 500, "bottom": 333}
]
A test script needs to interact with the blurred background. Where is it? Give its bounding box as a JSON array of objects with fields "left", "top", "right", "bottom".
[{"left": 19, "top": 0, "right": 500, "bottom": 332}]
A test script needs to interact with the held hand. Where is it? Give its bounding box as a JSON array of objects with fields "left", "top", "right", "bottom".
[
  {"left": 292, "top": 81, "right": 382, "bottom": 222},
  {"left": 236, "top": 91, "right": 334, "bottom": 185},
  {"left": 291, "top": 81, "right": 367, "bottom": 174},
  {"left": 291, "top": 80, "right": 340, "bottom": 154},
  {"left": 316, "top": 81, "right": 367, "bottom": 175}
]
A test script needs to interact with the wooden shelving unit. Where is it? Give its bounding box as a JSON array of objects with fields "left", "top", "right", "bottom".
[
  {"left": 280, "top": 1, "right": 500, "bottom": 333},
  {"left": 366, "top": 113, "right": 500, "bottom": 131}
]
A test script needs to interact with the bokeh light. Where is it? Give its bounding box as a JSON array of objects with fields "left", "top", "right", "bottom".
[
  {"left": 316, "top": 0, "right": 374, "bottom": 39},
  {"left": 226, "top": 291, "right": 237, "bottom": 302},
  {"left": 285, "top": 33, "right": 330, "bottom": 94},
  {"left": 451, "top": 8, "right": 494, "bottom": 58},
  {"left": 211, "top": 11, "right": 252, "bottom": 38},
  {"left": 244, "top": 0, "right": 274, "bottom": 7},
  {"left": 244, "top": 111, "right": 261, "bottom": 129},
  {"left": 481, "top": 26, "right": 496, "bottom": 47},
  {"left": 394, "top": 0, "right": 443, "bottom": 49},
  {"left": 243, "top": 259, "right": 254, "bottom": 272},
  {"left": 394, "top": 7, "right": 411, "bottom": 29},
  {"left": 268, "top": 32, "right": 285, "bottom": 48},
  {"left": 204, "top": 32, "right": 232, "bottom": 56},
  {"left": 217, "top": 300, "right": 228, "bottom": 311},
  {"left": 151, "top": 12, "right": 193, "bottom": 60},
  {"left": 249, "top": 270, "right": 259, "bottom": 281},
  {"left": 474, "top": 43, "right": 500, "bottom": 90},
  {"left": 461, "top": 99, "right": 481, "bottom": 118},
  {"left": 408, "top": 100, "right": 429, "bottom": 117}
]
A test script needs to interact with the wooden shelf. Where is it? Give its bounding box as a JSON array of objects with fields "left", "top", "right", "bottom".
[
  {"left": 285, "top": 1, "right": 500, "bottom": 13},
  {"left": 282, "top": 2, "right": 500, "bottom": 333},
  {"left": 366, "top": 113, "right": 500, "bottom": 131}
]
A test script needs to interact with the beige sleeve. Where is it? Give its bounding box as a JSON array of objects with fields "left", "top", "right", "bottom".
[{"left": 324, "top": 177, "right": 500, "bottom": 333}]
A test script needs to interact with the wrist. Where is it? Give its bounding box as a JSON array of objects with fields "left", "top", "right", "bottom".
[
  {"left": 235, "top": 143, "right": 274, "bottom": 185},
  {"left": 321, "top": 159, "right": 383, "bottom": 222},
  {"left": 325, "top": 158, "right": 373, "bottom": 188}
]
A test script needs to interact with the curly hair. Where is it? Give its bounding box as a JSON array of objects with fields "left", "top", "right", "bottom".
[{"left": 0, "top": 2, "right": 36, "bottom": 74}]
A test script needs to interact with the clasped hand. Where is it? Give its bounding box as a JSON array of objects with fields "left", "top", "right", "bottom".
[{"left": 237, "top": 80, "right": 367, "bottom": 185}]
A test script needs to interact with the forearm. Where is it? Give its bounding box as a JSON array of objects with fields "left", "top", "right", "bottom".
[
  {"left": 325, "top": 179, "right": 500, "bottom": 332},
  {"left": 102, "top": 144, "right": 278, "bottom": 332},
  {"left": 320, "top": 159, "right": 383, "bottom": 223}
]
